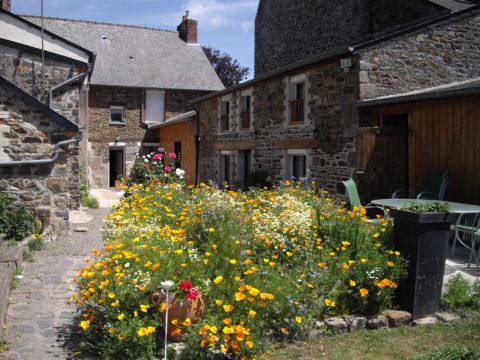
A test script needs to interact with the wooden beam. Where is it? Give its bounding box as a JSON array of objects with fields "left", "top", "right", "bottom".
[{"left": 274, "top": 139, "right": 318, "bottom": 149}]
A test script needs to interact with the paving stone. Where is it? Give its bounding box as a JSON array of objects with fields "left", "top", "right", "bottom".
[
  {"left": 435, "top": 312, "right": 460, "bottom": 322},
  {"left": 385, "top": 310, "right": 412, "bottom": 327},
  {"left": 367, "top": 315, "right": 389, "bottom": 329},
  {"left": 325, "top": 317, "right": 348, "bottom": 332},
  {"left": 412, "top": 316, "right": 438, "bottom": 326},
  {"left": 345, "top": 315, "right": 367, "bottom": 331}
]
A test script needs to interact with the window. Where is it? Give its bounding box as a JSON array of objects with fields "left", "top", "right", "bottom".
[
  {"left": 110, "top": 106, "right": 124, "bottom": 123},
  {"left": 219, "top": 151, "right": 231, "bottom": 185},
  {"left": 145, "top": 90, "right": 165, "bottom": 124},
  {"left": 284, "top": 149, "right": 308, "bottom": 181},
  {"left": 286, "top": 74, "right": 309, "bottom": 125},
  {"left": 220, "top": 100, "right": 230, "bottom": 131},
  {"left": 240, "top": 94, "right": 251, "bottom": 130}
]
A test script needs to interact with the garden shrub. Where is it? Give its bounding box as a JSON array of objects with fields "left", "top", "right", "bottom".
[
  {"left": 74, "top": 181, "right": 406, "bottom": 359},
  {"left": 442, "top": 275, "right": 480, "bottom": 311},
  {"left": 80, "top": 165, "right": 99, "bottom": 209},
  {"left": 0, "top": 192, "right": 36, "bottom": 242}
]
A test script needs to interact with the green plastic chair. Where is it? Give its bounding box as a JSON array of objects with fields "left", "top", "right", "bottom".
[
  {"left": 392, "top": 170, "right": 449, "bottom": 200},
  {"left": 341, "top": 178, "right": 389, "bottom": 221},
  {"left": 451, "top": 213, "right": 480, "bottom": 268}
]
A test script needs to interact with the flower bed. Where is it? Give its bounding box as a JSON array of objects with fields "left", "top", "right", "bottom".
[{"left": 74, "top": 181, "right": 406, "bottom": 359}]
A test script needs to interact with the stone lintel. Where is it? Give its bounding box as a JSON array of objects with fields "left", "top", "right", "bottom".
[{"left": 214, "top": 142, "right": 256, "bottom": 150}]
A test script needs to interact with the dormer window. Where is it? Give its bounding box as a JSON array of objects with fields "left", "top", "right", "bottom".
[{"left": 110, "top": 106, "right": 124, "bottom": 123}]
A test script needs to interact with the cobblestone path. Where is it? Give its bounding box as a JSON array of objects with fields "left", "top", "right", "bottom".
[{"left": 3, "top": 208, "right": 110, "bottom": 360}]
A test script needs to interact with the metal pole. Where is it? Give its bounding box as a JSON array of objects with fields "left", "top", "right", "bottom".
[
  {"left": 41, "top": 0, "right": 45, "bottom": 91},
  {"left": 164, "top": 288, "right": 169, "bottom": 360}
]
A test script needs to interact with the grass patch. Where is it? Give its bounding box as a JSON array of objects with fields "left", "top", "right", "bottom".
[
  {"left": 10, "top": 266, "right": 22, "bottom": 290},
  {"left": 22, "top": 249, "right": 33, "bottom": 262},
  {"left": 27, "top": 236, "right": 44, "bottom": 251},
  {"left": 80, "top": 196, "right": 99, "bottom": 209},
  {"left": 260, "top": 316, "right": 480, "bottom": 360}
]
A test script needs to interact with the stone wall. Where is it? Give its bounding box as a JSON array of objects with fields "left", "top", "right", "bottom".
[
  {"left": 0, "top": 86, "right": 78, "bottom": 232},
  {"left": 255, "top": 0, "right": 443, "bottom": 76},
  {"left": 0, "top": 44, "right": 85, "bottom": 123},
  {"left": 198, "top": 56, "right": 359, "bottom": 193},
  {"left": 165, "top": 89, "right": 209, "bottom": 120},
  {"left": 359, "top": 11, "right": 480, "bottom": 99}
]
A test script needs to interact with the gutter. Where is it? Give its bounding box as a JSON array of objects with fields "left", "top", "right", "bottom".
[
  {"left": 48, "top": 65, "right": 92, "bottom": 107},
  {"left": 0, "top": 127, "right": 85, "bottom": 167}
]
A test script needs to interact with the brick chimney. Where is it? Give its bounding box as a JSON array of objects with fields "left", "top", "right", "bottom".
[
  {"left": 177, "top": 11, "right": 198, "bottom": 44},
  {"left": 1, "top": 0, "right": 11, "bottom": 12}
]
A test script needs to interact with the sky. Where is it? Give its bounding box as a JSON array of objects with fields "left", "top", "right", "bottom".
[{"left": 12, "top": 0, "right": 259, "bottom": 79}]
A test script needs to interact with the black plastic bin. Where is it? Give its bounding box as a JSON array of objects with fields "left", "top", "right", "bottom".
[{"left": 392, "top": 210, "right": 456, "bottom": 319}]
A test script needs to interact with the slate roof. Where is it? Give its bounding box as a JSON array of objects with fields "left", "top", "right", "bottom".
[
  {"left": 22, "top": 16, "right": 224, "bottom": 92},
  {"left": 357, "top": 77, "right": 480, "bottom": 107},
  {"left": 0, "top": 75, "right": 79, "bottom": 131},
  {"left": 428, "top": 0, "right": 478, "bottom": 12}
]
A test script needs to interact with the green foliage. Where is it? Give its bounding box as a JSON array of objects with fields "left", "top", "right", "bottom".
[
  {"left": 75, "top": 181, "right": 407, "bottom": 359},
  {"left": 10, "top": 266, "right": 22, "bottom": 290},
  {"left": 126, "top": 152, "right": 184, "bottom": 188},
  {"left": 22, "top": 249, "right": 33, "bottom": 262},
  {"left": 0, "top": 193, "right": 36, "bottom": 242},
  {"left": 28, "top": 236, "right": 44, "bottom": 251},
  {"left": 442, "top": 275, "right": 479, "bottom": 311},
  {"left": 79, "top": 164, "right": 100, "bottom": 209},
  {"left": 400, "top": 202, "right": 450, "bottom": 213},
  {"left": 413, "top": 345, "right": 479, "bottom": 360}
]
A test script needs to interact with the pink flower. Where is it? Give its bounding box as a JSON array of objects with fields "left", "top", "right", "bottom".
[
  {"left": 186, "top": 288, "right": 200, "bottom": 300},
  {"left": 179, "top": 280, "right": 192, "bottom": 291},
  {"left": 143, "top": 163, "right": 149, "bottom": 169},
  {"left": 169, "top": 152, "right": 177, "bottom": 159},
  {"left": 165, "top": 166, "right": 171, "bottom": 173},
  {"left": 152, "top": 153, "right": 163, "bottom": 161}
]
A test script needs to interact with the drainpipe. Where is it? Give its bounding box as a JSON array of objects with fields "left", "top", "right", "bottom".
[
  {"left": 48, "top": 66, "right": 92, "bottom": 108},
  {"left": 193, "top": 105, "right": 201, "bottom": 187},
  {"left": 0, "top": 127, "right": 85, "bottom": 167}
]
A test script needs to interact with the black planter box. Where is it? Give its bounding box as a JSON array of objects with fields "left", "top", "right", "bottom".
[{"left": 392, "top": 210, "right": 456, "bottom": 320}]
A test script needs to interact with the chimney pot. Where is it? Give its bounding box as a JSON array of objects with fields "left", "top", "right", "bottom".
[
  {"left": 1, "top": 0, "right": 11, "bottom": 12},
  {"left": 177, "top": 11, "right": 198, "bottom": 44}
]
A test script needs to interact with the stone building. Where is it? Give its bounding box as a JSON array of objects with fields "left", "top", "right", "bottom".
[
  {"left": 24, "top": 13, "right": 223, "bottom": 188},
  {"left": 0, "top": 8, "right": 94, "bottom": 231},
  {"left": 255, "top": 0, "right": 477, "bottom": 76},
  {"left": 193, "top": 5, "right": 480, "bottom": 201}
]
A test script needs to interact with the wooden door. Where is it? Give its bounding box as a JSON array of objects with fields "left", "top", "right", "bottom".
[{"left": 356, "top": 124, "right": 409, "bottom": 203}]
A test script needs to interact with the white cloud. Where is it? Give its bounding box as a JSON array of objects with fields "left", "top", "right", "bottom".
[
  {"left": 183, "top": 0, "right": 258, "bottom": 29},
  {"left": 240, "top": 20, "right": 253, "bottom": 32}
]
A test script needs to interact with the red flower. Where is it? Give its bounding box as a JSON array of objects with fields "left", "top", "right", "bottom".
[
  {"left": 179, "top": 280, "right": 192, "bottom": 291},
  {"left": 186, "top": 288, "right": 200, "bottom": 300},
  {"left": 143, "top": 163, "right": 149, "bottom": 169}
]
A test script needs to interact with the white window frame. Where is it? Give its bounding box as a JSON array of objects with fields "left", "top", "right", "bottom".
[
  {"left": 110, "top": 105, "right": 125, "bottom": 124},
  {"left": 218, "top": 150, "right": 232, "bottom": 186},
  {"left": 239, "top": 88, "right": 254, "bottom": 131},
  {"left": 219, "top": 95, "right": 232, "bottom": 133},
  {"left": 283, "top": 149, "right": 310, "bottom": 181},
  {"left": 284, "top": 73, "right": 311, "bottom": 127}
]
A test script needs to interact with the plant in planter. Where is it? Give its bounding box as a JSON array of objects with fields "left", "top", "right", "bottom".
[
  {"left": 393, "top": 201, "right": 454, "bottom": 319},
  {"left": 151, "top": 280, "right": 206, "bottom": 342}
]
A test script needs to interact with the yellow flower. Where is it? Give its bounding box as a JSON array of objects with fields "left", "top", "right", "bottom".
[
  {"left": 223, "top": 326, "right": 234, "bottom": 334},
  {"left": 138, "top": 327, "right": 148, "bottom": 337},
  {"left": 118, "top": 313, "right": 126, "bottom": 320},
  {"left": 229, "top": 259, "right": 237, "bottom": 265},
  {"left": 373, "top": 233, "right": 380, "bottom": 238},
  {"left": 183, "top": 318, "right": 192, "bottom": 327},
  {"left": 387, "top": 261, "right": 394, "bottom": 267},
  {"left": 174, "top": 249, "right": 183, "bottom": 255},
  {"left": 147, "top": 326, "right": 156, "bottom": 334},
  {"left": 208, "top": 228, "right": 215, "bottom": 233},
  {"left": 215, "top": 299, "right": 224, "bottom": 306},
  {"left": 223, "top": 317, "right": 232, "bottom": 325},
  {"left": 324, "top": 298, "right": 336, "bottom": 307},
  {"left": 80, "top": 320, "right": 90, "bottom": 330},
  {"left": 285, "top": 180, "right": 291, "bottom": 186},
  {"left": 214, "top": 276, "right": 223, "bottom": 285},
  {"left": 108, "top": 292, "right": 115, "bottom": 299},
  {"left": 360, "top": 258, "right": 368, "bottom": 263},
  {"left": 210, "top": 326, "right": 218, "bottom": 334},
  {"left": 118, "top": 333, "right": 125, "bottom": 341},
  {"left": 318, "top": 262, "right": 327, "bottom": 268},
  {"left": 248, "top": 310, "right": 257, "bottom": 318},
  {"left": 286, "top": 251, "right": 293, "bottom": 257},
  {"left": 246, "top": 340, "right": 254, "bottom": 348},
  {"left": 360, "top": 288, "right": 369, "bottom": 297},
  {"left": 235, "top": 292, "right": 246, "bottom": 302},
  {"left": 349, "top": 279, "right": 356, "bottom": 287},
  {"left": 223, "top": 304, "right": 234, "bottom": 312},
  {"left": 295, "top": 316, "right": 302, "bottom": 324},
  {"left": 342, "top": 263, "right": 350, "bottom": 270},
  {"left": 171, "top": 319, "right": 178, "bottom": 325},
  {"left": 140, "top": 304, "right": 150, "bottom": 313}
]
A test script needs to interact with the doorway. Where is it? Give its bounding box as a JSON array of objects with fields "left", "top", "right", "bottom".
[{"left": 109, "top": 148, "right": 124, "bottom": 188}]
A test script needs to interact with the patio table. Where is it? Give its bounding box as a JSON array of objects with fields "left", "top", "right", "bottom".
[{"left": 370, "top": 198, "right": 480, "bottom": 214}]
